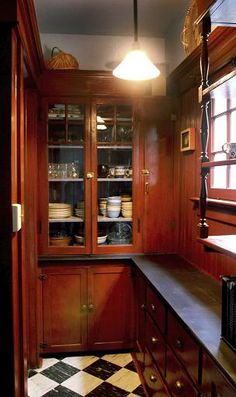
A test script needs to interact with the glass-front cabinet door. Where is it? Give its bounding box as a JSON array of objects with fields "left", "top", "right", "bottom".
[
  {"left": 39, "top": 99, "right": 91, "bottom": 254},
  {"left": 91, "top": 100, "right": 141, "bottom": 253}
]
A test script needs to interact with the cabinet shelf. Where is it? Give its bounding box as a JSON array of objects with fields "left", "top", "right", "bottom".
[
  {"left": 49, "top": 178, "right": 84, "bottom": 182},
  {"left": 201, "top": 159, "right": 236, "bottom": 168},
  {"left": 97, "top": 145, "right": 132, "bottom": 149},
  {"left": 49, "top": 216, "right": 83, "bottom": 223},
  {"left": 48, "top": 145, "right": 84, "bottom": 149},
  {"left": 97, "top": 215, "right": 132, "bottom": 222},
  {"left": 97, "top": 178, "right": 132, "bottom": 182},
  {"left": 198, "top": 235, "right": 236, "bottom": 259}
]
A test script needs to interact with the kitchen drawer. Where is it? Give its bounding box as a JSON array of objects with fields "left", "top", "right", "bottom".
[
  {"left": 146, "top": 312, "right": 166, "bottom": 377},
  {"left": 166, "top": 347, "right": 198, "bottom": 397},
  {"left": 201, "top": 351, "right": 236, "bottom": 397},
  {"left": 143, "top": 349, "right": 170, "bottom": 397},
  {"left": 146, "top": 286, "right": 166, "bottom": 333},
  {"left": 167, "top": 310, "right": 200, "bottom": 383}
]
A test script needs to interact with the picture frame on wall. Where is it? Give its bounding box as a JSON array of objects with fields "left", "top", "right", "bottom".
[{"left": 180, "top": 128, "right": 195, "bottom": 152}]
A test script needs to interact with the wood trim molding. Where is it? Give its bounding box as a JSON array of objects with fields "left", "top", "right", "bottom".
[
  {"left": 167, "top": 27, "right": 236, "bottom": 95},
  {"left": 17, "top": 0, "right": 44, "bottom": 86},
  {"left": 0, "top": 1, "right": 44, "bottom": 86}
]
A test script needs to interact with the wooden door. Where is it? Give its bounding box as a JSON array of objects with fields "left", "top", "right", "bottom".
[
  {"left": 0, "top": 25, "right": 27, "bottom": 397},
  {"left": 87, "top": 264, "right": 135, "bottom": 350},
  {"left": 140, "top": 98, "right": 175, "bottom": 253},
  {"left": 41, "top": 266, "right": 88, "bottom": 353}
]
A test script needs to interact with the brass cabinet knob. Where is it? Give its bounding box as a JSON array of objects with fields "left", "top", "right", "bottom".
[
  {"left": 81, "top": 304, "right": 87, "bottom": 311},
  {"left": 151, "top": 336, "right": 159, "bottom": 344},
  {"left": 86, "top": 171, "right": 94, "bottom": 179},
  {"left": 175, "top": 380, "right": 184, "bottom": 390},
  {"left": 151, "top": 303, "right": 156, "bottom": 311},
  {"left": 141, "top": 169, "right": 150, "bottom": 176},
  {"left": 176, "top": 338, "right": 184, "bottom": 350},
  {"left": 150, "top": 374, "right": 157, "bottom": 382},
  {"left": 88, "top": 303, "right": 94, "bottom": 311}
]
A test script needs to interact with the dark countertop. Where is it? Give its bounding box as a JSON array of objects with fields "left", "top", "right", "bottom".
[{"left": 132, "top": 254, "right": 236, "bottom": 386}]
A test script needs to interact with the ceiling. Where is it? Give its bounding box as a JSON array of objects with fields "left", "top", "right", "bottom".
[{"left": 34, "top": 0, "right": 190, "bottom": 38}]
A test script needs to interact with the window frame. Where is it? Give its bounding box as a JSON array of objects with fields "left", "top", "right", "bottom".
[{"left": 208, "top": 98, "right": 236, "bottom": 201}]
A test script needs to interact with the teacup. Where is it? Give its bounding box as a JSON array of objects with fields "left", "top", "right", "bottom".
[{"left": 222, "top": 142, "right": 236, "bottom": 159}]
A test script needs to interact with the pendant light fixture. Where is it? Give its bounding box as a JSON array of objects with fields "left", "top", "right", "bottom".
[{"left": 113, "top": 0, "right": 160, "bottom": 81}]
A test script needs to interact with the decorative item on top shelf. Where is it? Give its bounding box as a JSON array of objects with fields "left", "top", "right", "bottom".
[
  {"left": 181, "top": 0, "right": 201, "bottom": 56},
  {"left": 46, "top": 47, "right": 79, "bottom": 70},
  {"left": 180, "top": 128, "right": 195, "bottom": 152},
  {"left": 222, "top": 142, "right": 236, "bottom": 159}
]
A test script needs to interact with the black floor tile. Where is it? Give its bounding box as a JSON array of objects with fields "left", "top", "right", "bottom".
[
  {"left": 132, "top": 384, "right": 146, "bottom": 396},
  {"left": 86, "top": 381, "right": 129, "bottom": 397},
  {"left": 41, "top": 361, "right": 80, "bottom": 384},
  {"left": 42, "top": 385, "right": 82, "bottom": 397},
  {"left": 124, "top": 360, "right": 137, "bottom": 372},
  {"left": 28, "top": 369, "right": 38, "bottom": 378},
  {"left": 83, "top": 358, "right": 121, "bottom": 380}
]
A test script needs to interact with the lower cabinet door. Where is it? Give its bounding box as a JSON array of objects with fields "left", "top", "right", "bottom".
[
  {"left": 41, "top": 266, "right": 88, "bottom": 353},
  {"left": 201, "top": 351, "right": 236, "bottom": 397},
  {"left": 166, "top": 348, "right": 198, "bottom": 397},
  {"left": 87, "top": 264, "right": 135, "bottom": 350}
]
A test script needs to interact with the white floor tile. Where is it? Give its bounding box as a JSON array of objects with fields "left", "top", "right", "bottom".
[
  {"left": 28, "top": 373, "right": 58, "bottom": 397},
  {"left": 107, "top": 368, "right": 141, "bottom": 392},
  {"left": 102, "top": 353, "right": 132, "bottom": 367},
  {"left": 62, "top": 371, "right": 103, "bottom": 396},
  {"left": 62, "top": 355, "right": 99, "bottom": 370},
  {"left": 35, "top": 358, "right": 60, "bottom": 372}
]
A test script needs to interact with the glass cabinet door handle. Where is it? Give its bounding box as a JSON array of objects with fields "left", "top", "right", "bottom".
[{"left": 86, "top": 172, "right": 94, "bottom": 179}]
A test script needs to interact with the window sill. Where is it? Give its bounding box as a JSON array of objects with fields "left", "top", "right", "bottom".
[
  {"left": 190, "top": 197, "right": 236, "bottom": 210},
  {"left": 198, "top": 235, "right": 236, "bottom": 260}
]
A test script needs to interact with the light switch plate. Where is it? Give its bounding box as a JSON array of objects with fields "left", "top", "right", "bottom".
[{"left": 12, "top": 203, "right": 22, "bottom": 232}]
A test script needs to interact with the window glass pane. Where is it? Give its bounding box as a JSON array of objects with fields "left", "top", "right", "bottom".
[
  {"left": 213, "top": 97, "right": 227, "bottom": 115},
  {"left": 230, "top": 98, "right": 236, "bottom": 109},
  {"left": 230, "top": 111, "right": 236, "bottom": 142},
  {"left": 211, "top": 166, "right": 227, "bottom": 188},
  {"left": 229, "top": 165, "right": 236, "bottom": 189},
  {"left": 212, "top": 115, "right": 227, "bottom": 151}
]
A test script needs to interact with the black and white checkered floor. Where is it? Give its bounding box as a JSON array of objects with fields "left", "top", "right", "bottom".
[{"left": 28, "top": 353, "right": 146, "bottom": 397}]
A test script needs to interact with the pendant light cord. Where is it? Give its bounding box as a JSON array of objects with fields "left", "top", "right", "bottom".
[{"left": 134, "top": 0, "right": 138, "bottom": 43}]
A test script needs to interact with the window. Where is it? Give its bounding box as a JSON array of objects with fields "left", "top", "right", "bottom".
[{"left": 209, "top": 97, "right": 236, "bottom": 200}]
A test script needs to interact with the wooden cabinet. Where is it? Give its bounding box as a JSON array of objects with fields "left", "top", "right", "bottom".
[
  {"left": 201, "top": 351, "right": 236, "bottom": 397},
  {"left": 40, "top": 262, "right": 134, "bottom": 353},
  {"left": 38, "top": 96, "right": 142, "bottom": 255}
]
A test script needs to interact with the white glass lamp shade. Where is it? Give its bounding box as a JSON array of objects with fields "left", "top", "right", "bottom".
[{"left": 113, "top": 49, "right": 160, "bottom": 81}]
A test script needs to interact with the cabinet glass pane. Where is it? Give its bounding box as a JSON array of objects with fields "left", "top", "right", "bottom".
[
  {"left": 48, "top": 103, "right": 86, "bottom": 247},
  {"left": 96, "top": 104, "right": 133, "bottom": 246}
]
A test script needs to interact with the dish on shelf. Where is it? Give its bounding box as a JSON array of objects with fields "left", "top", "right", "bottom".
[
  {"left": 74, "top": 234, "right": 107, "bottom": 245},
  {"left": 50, "top": 235, "right": 71, "bottom": 246}
]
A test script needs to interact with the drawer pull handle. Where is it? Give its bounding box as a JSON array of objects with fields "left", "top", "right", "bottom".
[
  {"left": 81, "top": 304, "right": 87, "bottom": 311},
  {"left": 150, "top": 374, "right": 157, "bottom": 382},
  {"left": 175, "top": 380, "right": 184, "bottom": 390},
  {"left": 141, "top": 303, "right": 146, "bottom": 310},
  {"left": 176, "top": 338, "right": 183, "bottom": 350},
  {"left": 151, "top": 304, "right": 156, "bottom": 311},
  {"left": 88, "top": 303, "right": 94, "bottom": 311},
  {"left": 151, "top": 336, "right": 159, "bottom": 344}
]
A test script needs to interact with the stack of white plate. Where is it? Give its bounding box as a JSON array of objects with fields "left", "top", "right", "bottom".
[
  {"left": 75, "top": 201, "right": 84, "bottom": 219},
  {"left": 49, "top": 203, "right": 72, "bottom": 219}
]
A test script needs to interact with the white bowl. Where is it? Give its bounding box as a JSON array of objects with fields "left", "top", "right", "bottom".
[{"left": 107, "top": 210, "right": 120, "bottom": 218}]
